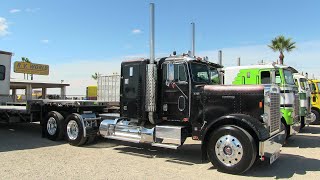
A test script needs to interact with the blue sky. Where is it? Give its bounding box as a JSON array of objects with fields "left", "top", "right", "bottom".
[{"left": 1, "top": 0, "right": 320, "bottom": 95}]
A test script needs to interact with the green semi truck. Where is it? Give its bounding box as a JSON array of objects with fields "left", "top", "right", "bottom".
[{"left": 223, "top": 64, "right": 300, "bottom": 138}]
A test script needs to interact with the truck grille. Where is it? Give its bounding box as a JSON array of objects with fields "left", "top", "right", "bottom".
[
  {"left": 269, "top": 92, "right": 281, "bottom": 134},
  {"left": 294, "top": 94, "right": 300, "bottom": 122}
]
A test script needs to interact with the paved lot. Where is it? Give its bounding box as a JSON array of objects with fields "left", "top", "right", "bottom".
[{"left": 0, "top": 123, "right": 319, "bottom": 179}]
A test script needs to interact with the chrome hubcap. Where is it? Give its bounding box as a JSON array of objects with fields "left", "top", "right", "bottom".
[
  {"left": 47, "top": 117, "right": 57, "bottom": 135},
  {"left": 67, "top": 120, "right": 79, "bottom": 140},
  {"left": 215, "top": 135, "right": 243, "bottom": 167},
  {"left": 310, "top": 112, "right": 317, "bottom": 123}
]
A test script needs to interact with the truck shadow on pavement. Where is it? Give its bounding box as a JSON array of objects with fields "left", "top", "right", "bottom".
[
  {"left": 244, "top": 153, "right": 320, "bottom": 179},
  {"left": 300, "top": 125, "right": 320, "bottom": 134},
  {"left": 0, "top": 123, "right": 63, "bottom": 153},
  {"left": 90, "top": 137, "right": 320, "bottom": 178},
  {"left": 284, "top": 134, "right": 320, "bottom": 148},
  {"left": 88, "top": 138, "right": 203, "bottom": 165}
]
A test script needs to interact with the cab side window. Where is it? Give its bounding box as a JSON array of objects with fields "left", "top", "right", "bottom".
[
  {"left": 275, "top": 70, "right": 281, "bottom": 84},
  {"left": 0, "top": 65, "right": 5, "bottom": 80},
  {"left": 174, "top": 64, "right": 187, "bottom": 82},
  {"left": 260, "top": 71, "right": 271, "bottom": 84},
  {"left": 163, "top": 63, "right": 187, "bottom": 83}
]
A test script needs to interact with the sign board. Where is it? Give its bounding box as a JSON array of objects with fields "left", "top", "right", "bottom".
[{"left": 14, "top": 61, "right": 49, "bottom": 75}]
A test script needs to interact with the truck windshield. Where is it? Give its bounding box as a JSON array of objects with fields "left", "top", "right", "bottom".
[
  {"left": 283, "top": 70, "right": 295, "bottom": 85},
  {"left": 190, "top": 63, "right": 209, "bottom": 83},
  {"left": 317, "top": 83, "right": 320, "bottom": 92},
  {"left": 209, "top": 67, "right": 220, "bottom": 84}
]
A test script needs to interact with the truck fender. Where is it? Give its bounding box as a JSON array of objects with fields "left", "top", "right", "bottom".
[{"left": 200, "top": 114, "right": 269, "bottom": 161}]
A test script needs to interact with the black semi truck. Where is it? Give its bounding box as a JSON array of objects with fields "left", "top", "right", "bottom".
[{"left": 62, "top": 53, "right": 285, "bottom": 174}]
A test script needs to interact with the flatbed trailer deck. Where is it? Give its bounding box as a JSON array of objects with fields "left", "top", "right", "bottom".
[{"left": 0, "top": 99, "right": 108, "bottom": 142}]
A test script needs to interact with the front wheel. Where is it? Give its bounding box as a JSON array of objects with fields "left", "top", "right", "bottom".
[
  {"left": 310, "top": 109, "right": 320, "bottom": 125},
  {"left": 65, "top": 114, "right": 88, "bottom": 146},
  {"left": 207, "top": 125, "right": 257, "bottom": 174}
]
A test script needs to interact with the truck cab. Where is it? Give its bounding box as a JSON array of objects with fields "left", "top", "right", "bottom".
[
  {"left": 293, "top": 73, "right": 313, "bottom": 127},
  {"left": 89, "top": 54, "right": 285, "bottom": 174},
  {"left": 223, "top": 64, "right": 300, "bottom": 138},
  {"left": 308, "top": 79, "right": 320, "bottom": 124}
]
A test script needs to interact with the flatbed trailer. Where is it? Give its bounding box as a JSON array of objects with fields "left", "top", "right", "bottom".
[{"left": 0, "top": 99, "right": 108, "bottom": 141}]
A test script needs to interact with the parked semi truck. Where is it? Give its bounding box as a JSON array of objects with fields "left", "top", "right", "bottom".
[
  {"left": 293, "top": 73, "right": 314, "bottom": 128},
  {"left": 60, "top": 52, "right": 285, "bottom": 174},
  {"left": 308, "top": 79, "right": 320, "bottom": 124},
  {"left": 0, "top": 50, "right": 107, "bottom": 143},
  {"left": 223, "top": 64, "right": 300, "bottom": 138}
]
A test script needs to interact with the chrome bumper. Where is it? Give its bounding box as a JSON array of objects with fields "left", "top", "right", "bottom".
[{"left": 259, "top": 130, "right": 285, "bottom": 163}]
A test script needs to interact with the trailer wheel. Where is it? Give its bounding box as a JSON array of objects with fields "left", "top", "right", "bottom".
[
  {"left": 45, "top": 111, "right": 65, "bottom": 141},
  {"left": 207, "top": 125, "right": 257, "bottom": 174},
  {"left": 310, "top": 109, "right": 320, "bottom": 125},
  {"left": 65, "top": 114, "right": 88, "bottom": 146}
]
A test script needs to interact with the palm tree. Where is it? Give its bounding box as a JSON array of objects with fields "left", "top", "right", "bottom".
[
  {"left": 268, "top": 35, "right": 296, "bottom": 65},
  {"left": 91, "top": 72, "right": 99, "bottom": 80},
  {"left": 21, "top": 57, "right": 31, "bottom": 80}
]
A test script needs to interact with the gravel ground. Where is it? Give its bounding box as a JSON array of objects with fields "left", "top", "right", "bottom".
[{"left": 0, "top": 123, "right": 319, "bottom": 179}]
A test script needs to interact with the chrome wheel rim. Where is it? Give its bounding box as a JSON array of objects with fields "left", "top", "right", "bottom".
[
  {"left": 47, "top": 117, "right": 57, "bottom": 136},
  {"left": 215, "top": 135, "right": 243, "bottom": 167},
  {"left": 310, "top": 112, "right": 317, "bottom": 123},
  {"left": 67, "top": 120, "right": 79, "bottom": 140}
]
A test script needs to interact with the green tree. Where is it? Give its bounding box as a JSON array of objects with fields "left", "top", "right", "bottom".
[
  {"left": 268, "top": 35, "right": 296, "bottom": 65},
  {"left": 91, "top": 72, "right": 99, "bottom": 80}
]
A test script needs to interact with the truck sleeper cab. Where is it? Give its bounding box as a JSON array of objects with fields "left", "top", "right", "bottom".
[
  {"left": 68, "top": 54, "right": 285, "bottom": 174},
  {"left": 223, "top": 64, "right": 300, "bottom": 138}
]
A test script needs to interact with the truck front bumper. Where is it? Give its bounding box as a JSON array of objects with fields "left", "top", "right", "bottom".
[{"left": 259, "top": 129, "right": 286, "bottom": 164}]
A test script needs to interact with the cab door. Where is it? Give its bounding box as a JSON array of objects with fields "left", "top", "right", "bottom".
[
  {"left": 161, "top": 62, "right": 190, "bottom": 121},
  {"left": 310, "top": 82, "right": 320, "bottom": 109}
]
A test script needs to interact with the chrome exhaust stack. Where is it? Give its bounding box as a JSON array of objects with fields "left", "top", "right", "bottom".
[{"left": 145, "top": 3, "right": 157, "bottom": 124}]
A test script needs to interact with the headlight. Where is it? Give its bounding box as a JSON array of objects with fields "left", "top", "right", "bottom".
[
  {"left": 264, "top": 91, "right": 271, "bottom": 106},
  {"left": 261, "top": 113, "right": 269, "bottom": 123}
]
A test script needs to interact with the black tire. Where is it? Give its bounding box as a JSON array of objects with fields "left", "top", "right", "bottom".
[
  {"left": 281, "top": 122, "right": 288, "bottom": 145},
  {"left": 44, "top": 111, "right": 65, "bottom": 141},
  {"left": 65, "top": 113, "right": 88, "bottom": 146},
  {"left": 300, "top": 116, "right": 305, "bottom": 130},
  {"left": 207, "top": 125, "right": 257, "bottom": 174},
  {"left": 310, "top": 109, "right": 320, "bottom": 125}
]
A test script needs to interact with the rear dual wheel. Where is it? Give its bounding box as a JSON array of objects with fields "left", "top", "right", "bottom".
[
  {"left": 44, "top": 111, "right": 65, "bottom": 141},
  {"left": 207, "top": 125, "right": 257, "bottom": 174},
  {"left": 65, "top": 114, "right": 88, "bottom": 146}
]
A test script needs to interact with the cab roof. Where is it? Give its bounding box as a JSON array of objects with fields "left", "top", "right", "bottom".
[{"left": 224, "top": 63, "right": 298, "bottom": 73}]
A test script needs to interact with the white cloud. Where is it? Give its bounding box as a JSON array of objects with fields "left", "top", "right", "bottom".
[
  {"left": 25, "top": 8, "right": 40, "bottom": 13},
  {"left": 132, "top": 29, "right": 142, "bottom": 34},
  {"left": 41, "top": 39, "right": 49, "bottom": 44},
  {"left": 0, "top": 17, "right": 9, "bottom": 37},
  {"left": 9, "top": 9, "right": 21, "bottom": 13}
]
